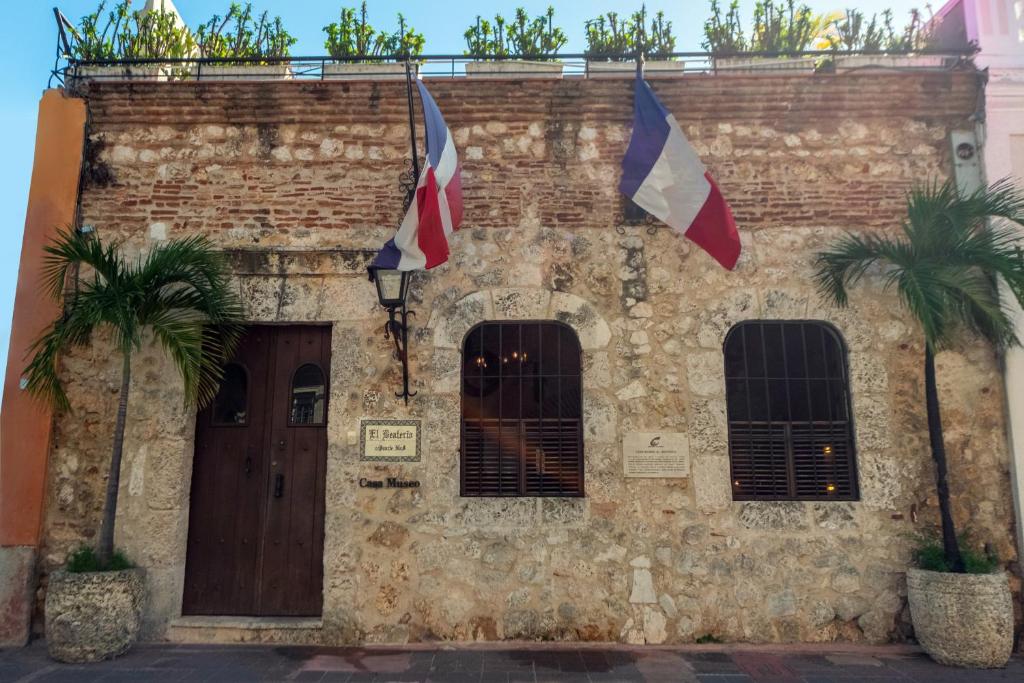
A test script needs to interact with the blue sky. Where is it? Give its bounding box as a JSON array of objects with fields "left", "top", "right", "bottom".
[{"left": 0, "top": 0, "right": 924, "bottom": 375}]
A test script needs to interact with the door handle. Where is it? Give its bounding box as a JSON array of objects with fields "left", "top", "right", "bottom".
[
  {"left": 274, "top": 473, "right": 285, "bottom": 498},
  {"left": 244, "top": 456, "right": 252, "bottom": 477}
]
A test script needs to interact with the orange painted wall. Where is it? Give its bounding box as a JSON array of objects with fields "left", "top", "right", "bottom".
[{"left": 0, "top": 90, "right": 86, "bottom": 547}]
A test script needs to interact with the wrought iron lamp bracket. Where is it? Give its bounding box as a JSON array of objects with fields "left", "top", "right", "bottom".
[{"left": 382, "top": 305, "right": 417, "bottom": 404}]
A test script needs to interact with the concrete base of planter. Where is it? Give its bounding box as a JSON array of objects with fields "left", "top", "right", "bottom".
[
  {"left": 196, "top": 65, "right": 292, "bottom": 81},
  {"left": 465, "top": 61, "right": 563, "bottom": 79},
  {"left": 45, "top": 568, "right": 145, "bottom": 663},
  {"left": 713, "top": 56, "right": 817, "bottom": 73},
  {"left": 835, "top": 55, "right": 949, "bottom": 70},
  {"left": 322, "top": 63, "right": 413, "bottom": 81},
  {"left": 586, "top": 60, "right": 685, "bottom": 78},
  {"left": 71, "top": 65, "right": 168, "bottom": 82},
  {"left": 906, "top": 568, "right": 1013, "bottom": 668}
]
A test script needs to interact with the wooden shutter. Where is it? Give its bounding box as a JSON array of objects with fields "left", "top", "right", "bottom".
[
  {"left": 725, "top": 321, "right": 858, "bottom": 501},
  {"left": 461, "top": 322, "right": 583, "bottom": 497}
]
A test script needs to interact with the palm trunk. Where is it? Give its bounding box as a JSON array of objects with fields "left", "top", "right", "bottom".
[
  {"left": 97, "top": 351, "right": 131, "bottom": 567},
  {"left": 924, "top": 345, "right": 965, "bottom": 573}
]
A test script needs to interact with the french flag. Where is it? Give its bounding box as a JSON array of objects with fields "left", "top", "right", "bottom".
[
  {"left": 371, "top": 80, "right": 463, "bottom": 271},
  {"left": 620, "top": 74, "right": 741, "bottom": 270}
]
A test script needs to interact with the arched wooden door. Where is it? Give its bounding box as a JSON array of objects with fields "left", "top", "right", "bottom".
[{"left": 183, "top": 325, "right": 330, "bottom": 616}]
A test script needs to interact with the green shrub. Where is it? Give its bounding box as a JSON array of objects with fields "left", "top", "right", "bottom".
[
  {"left": 585, "top": 5, "right": 677, "bottom": 61},
  {"left": 825, "top": 8, "right": 940, "bottom": 53},
  {"left": 66, "top": 546, "right": 133, "bottom": 573},
  {"left": 464, "top": 7, "right": 566, "bottom": 60},
  {"left": 703, "top": 0, "right": 747, "bottom": 53},
  {"left": 912, "top": 532, "right": 1000, "bottom": 574},
  {"left": 70, "top": 0, "right": 195, "bottom": 62},
  {"left": 324, "top": 4, "right": 424, "bottom": 60},
  {"left": 195, "top": 3, "right": 296, "bottom": 61}
]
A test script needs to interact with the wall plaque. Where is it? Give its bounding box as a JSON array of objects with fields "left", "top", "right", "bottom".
[
  {"left": 359, "top": 419, "right": 421, "bottom": 462},
  {"left": 623, "top": 432, "right": 689, "bottom": 478}
]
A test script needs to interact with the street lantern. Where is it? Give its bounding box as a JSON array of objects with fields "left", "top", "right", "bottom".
[
  {"left": 369, "top": 267, "right": 416, "bottom": 404},
  {"left": 372, "top": 268, "right": 411, "bottom": 309}
]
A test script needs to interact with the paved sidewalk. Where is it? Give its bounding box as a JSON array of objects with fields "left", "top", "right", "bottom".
[{"left": 1, "top": 642, "right": 1022, "bottom": 682}]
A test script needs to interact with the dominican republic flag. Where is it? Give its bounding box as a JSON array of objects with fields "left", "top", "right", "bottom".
[
  {"left": 620, "top": 75, "right": 741, "bottom": 270},
  {"left": 371, "top": 81, "right": 463, "bottom": 271}
]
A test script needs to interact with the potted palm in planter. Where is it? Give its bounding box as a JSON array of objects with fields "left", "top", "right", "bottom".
[
  {"left": 585, "top": 6, "right": 683, "bottom": 78},
  {"left": 814, "top": 179, "right": 1024, "bottom": 668},
  {"left": 28, "top": 229, "right": 243, "bottom": 663},
  {"left": 829, "top": 8, "right": 947, "bottom": 71},
  {"left": 465, "top": 7, "right": 567, "bottom": 79},
  {"left": 323, "top": 4, "right": 424, "bottom": 80},
  {"left": 194, "top": 3, "right": 296, "bottom": 81},
  {"left": 70, "top": 0, "right": 195, "bottom": 82},
  {"left": 708, "top": 0, "right": 829, "bottom": 73}
]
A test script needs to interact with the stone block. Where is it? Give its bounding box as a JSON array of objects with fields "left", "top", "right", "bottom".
[
  {"left": 0, "top": 546, "right": 35, "bottom": 647},
  {"left": 550, "top": 291, "right": 611, "bottom": 350},
  {"left": 738, "top": 502, "right": 809, "bottom": 530},
  {"left": 490, "top": 288, "right": 551, "bottom": 320},
  {"left": 433, "top": 291, "right": 493, "bottom": 349}
]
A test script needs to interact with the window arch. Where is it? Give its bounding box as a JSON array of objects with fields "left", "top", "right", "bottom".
[
  {"left": 461, "top": 321, "right": 584, "bottom": 497},
  {"left": 211, "top": 362, "right": 248, "bottom": 425},
  {"left": 724, "top": 321, "right": 858, "bottom": 501},
  {"left": 290, "top": 363, "right": 327, "bottom": 426}
]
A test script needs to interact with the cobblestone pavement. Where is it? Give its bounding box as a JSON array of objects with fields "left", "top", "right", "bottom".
[{"left": 2, "top": 642, "right": 1023, "bottom": 682}]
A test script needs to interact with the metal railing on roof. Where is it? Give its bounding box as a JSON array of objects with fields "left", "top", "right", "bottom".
[{"left": 50, "top": 8, "right": 979, "bottom": 87}]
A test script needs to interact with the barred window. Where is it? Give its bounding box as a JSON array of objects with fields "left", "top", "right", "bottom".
[
  {"left": 724, "top": 321, "right": 859, "bottom": 501},
  {"left": 461, "top": 321, "right": 584, "bottom": 497}
]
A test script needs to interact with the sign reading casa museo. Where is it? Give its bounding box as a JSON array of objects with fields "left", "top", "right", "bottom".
[
  {"left": 360, "top": 419, "right": 421, "bottom": 462},
  {"left": 623, "top": 432, "right": 690, "bottom": 478}
]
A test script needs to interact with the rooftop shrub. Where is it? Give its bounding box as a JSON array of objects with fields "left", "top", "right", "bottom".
[
  {"left": 584, "top": 5, "right": 677, "bottom": 61},
  {"left": 195, "top": 2, "right": 296, "bottom": 60},
  {"left": 69, "top": 0, "right": 195, "bottom": 62},
  {"left": 824, "top": 7, "right": 940, "bottom": 52},
  {"left": 323, "top": 4, "right": 424, "bottom": 60},
  {"left": 464, "top": 6, "right": 566, "bottom": 60}
]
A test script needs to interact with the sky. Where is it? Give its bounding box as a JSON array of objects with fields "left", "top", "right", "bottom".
[{"left": 0, "top": 0, "right": 928, "bottom": 375}]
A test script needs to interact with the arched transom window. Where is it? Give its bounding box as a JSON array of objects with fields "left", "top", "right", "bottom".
[
  {"left": 461, "top": 321, "right": 584, "bottom": 497},
  {"left": 724, "top": 320, "right": 859, "bottom": 501}
]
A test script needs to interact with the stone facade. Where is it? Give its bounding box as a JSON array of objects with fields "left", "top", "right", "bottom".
[{"left": 36, "top": 71, "right": 1021, "bottom": 645}]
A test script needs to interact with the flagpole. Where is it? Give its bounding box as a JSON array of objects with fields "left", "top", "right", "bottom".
[{"left": 404, "top": 59, "right": 420, "bottom": 195}]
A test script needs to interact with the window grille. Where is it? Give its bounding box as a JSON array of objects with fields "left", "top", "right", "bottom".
[
  {"left": 461, "top": 321, "right": 584, "bottom": 497},
  {"left": 724, "top": 321, "right": 858, "bottom": 501}
]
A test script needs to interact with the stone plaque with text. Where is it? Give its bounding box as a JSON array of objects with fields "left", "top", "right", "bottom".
[
  {"left": 623, "top": 432, "right": 689, "bottom": 478},
  {"left": 360, "top": 419, "right": 421, "bottom": 462}
]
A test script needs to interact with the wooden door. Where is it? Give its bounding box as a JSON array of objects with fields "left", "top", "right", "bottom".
[{"left": 183, "top": 325, "right": 330, "bottom": 616}]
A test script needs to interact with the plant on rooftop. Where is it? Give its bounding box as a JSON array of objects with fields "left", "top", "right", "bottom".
[
  {"left": 702, "top": 0, "right": 747, "bottom": 53},
  {"left": 25, "top": 229, "right": 244, "bottom": 569},
  {"left": 69, "top": 0, "right": 195, "bottom": 64},
  {"left": 815, "top": 178, "right": 1024, "bottom": 576},
  {"left": 823, "top": 7, "right": 940, "bottom": 53},
  {"left": 464, "top": 7, "right": 565, "bottom": 60},
  {"left": 324, "top": 4, "right": 424, "bottom": 61},
  {"left": 505, "top": 7, "right": 567, "bottom": 60},
  {"left": 195, "top": 2, "right": 296, "bottom": 61},
  {"left": 585, "top": 5, "right": 677, "bottom": 61},
  {"left": 749, "top": 0, "right": 831, "bottom": 53}
]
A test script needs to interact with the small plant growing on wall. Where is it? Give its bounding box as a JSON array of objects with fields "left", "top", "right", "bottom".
[
  {"left": 324, "top": 4, "right": 424, "bottom": 60},
  {"left": 195, "top": 2, "right": 296, "bottom": 61},
  {"left": 24, "top": 229, "right": 244, "bottom": 569}
]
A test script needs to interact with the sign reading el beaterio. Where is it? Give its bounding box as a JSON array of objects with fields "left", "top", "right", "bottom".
[
  {"left": 623, "top": 432, "right": 690, "bottom": 478},
  {"left": 359, "top": 419, "right": 421, "bottom": 462}
]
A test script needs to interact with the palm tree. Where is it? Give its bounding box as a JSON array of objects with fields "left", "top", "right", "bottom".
[
  {"left": 814, "top": 179, "right": 1024, "bottom": 572},
  {"left": 25, "top": 228, "right": 244, "bottom": 566}
]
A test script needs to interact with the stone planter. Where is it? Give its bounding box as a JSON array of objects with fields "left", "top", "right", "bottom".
[
  {"left": 465, "top": 61, "right": 563, "bottom": 79},
  {"left": 323, "top": 62, "right": 414, "bottom": 81},
  {"left": 713, "top": 56, "right": 817, "bottom": 73},
  {"left": 45, "top": 568, "right": 145, "bottom": 663},
  {"left": 586, "top": 60, "right": 685, "bottom": 79},
  {"left": 195, "top": 64, "right": 293, "bottom": 81},
  {"left": 71, "top": 65, "right": 168, "bottom": 82},
  {"left": 834, "top": 54, "right": 949, "bottom": 71},
  {"left": 906, "top": 568, "right": 1013, "bottom": 668}
]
